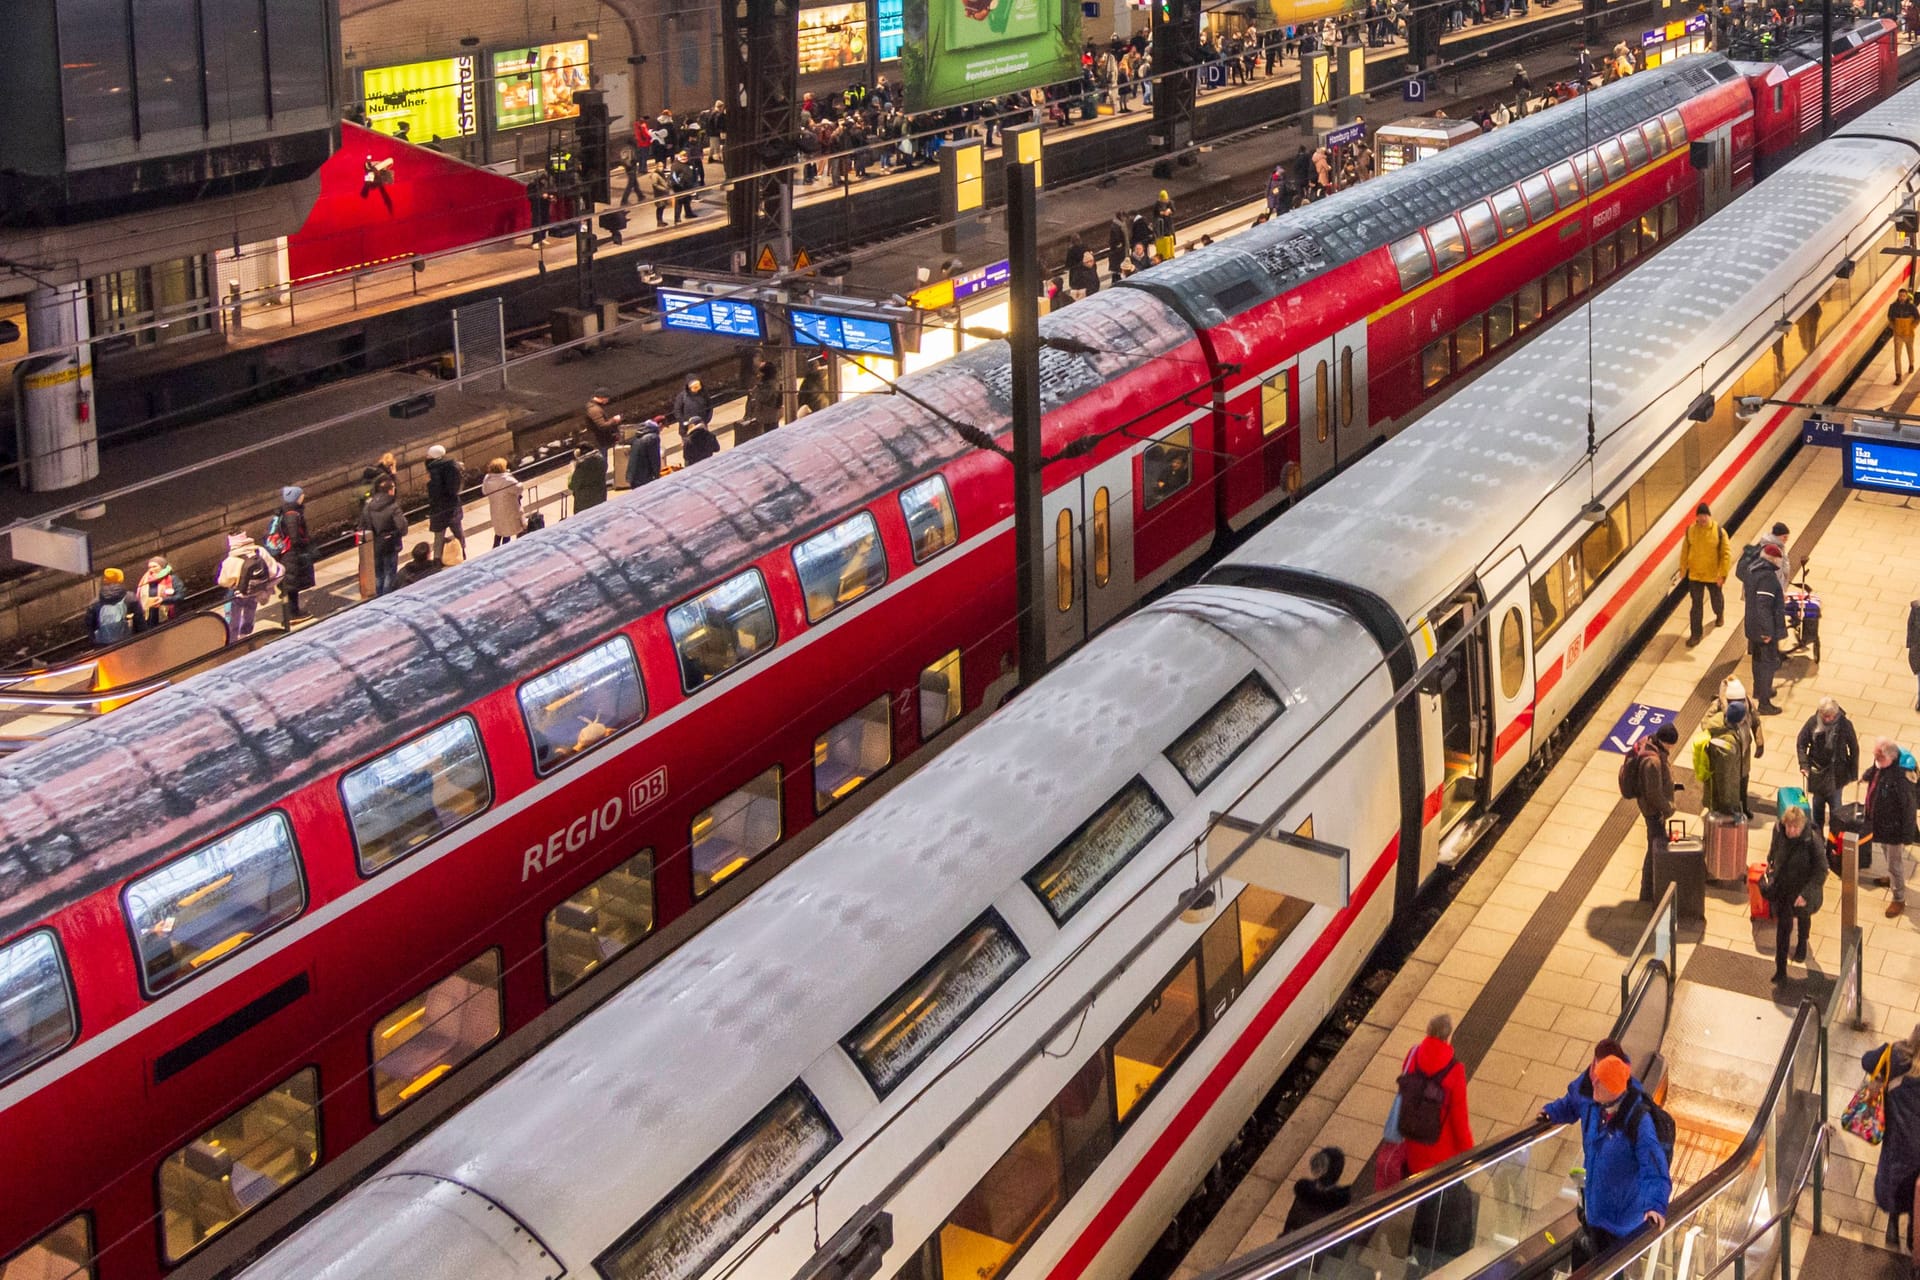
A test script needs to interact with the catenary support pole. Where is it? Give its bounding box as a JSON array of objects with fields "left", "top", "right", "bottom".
[
  {"left": 1005, "top": 124, "right": 1047, "bottom": 687},
  {"left": 1822, "top": 0, "right": 1834, "bottom": 138}
]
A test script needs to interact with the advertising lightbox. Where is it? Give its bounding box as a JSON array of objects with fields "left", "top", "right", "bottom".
[
  {"left": 362, "top": 57, "right": 479, "bottom": 140},
  {"left": 799, "top": 4, "right": 871, "bottom": 75},
  {"left": 900, "top": 0, "right": 1080, "bottom": 110},
  {"left": 492, "top": 40, "right": 592, "bottom": 130}
]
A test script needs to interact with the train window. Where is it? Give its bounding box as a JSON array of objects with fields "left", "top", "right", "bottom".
[
  {"left": 920, "top": 650, "right": 964, "bottom": 741},
  {"left": 794, "top": 512, "right": 889, "bottom": 624},
  {"left": 1055, "top": 508, "right": 1074, "bottom": 612},
  {"left": 814, "top": 696, "right": 891, "bottom": 812},
  {"left": 1638, "top": 439, "right": 1689, "bottom": 527},
  {"left": 1598, "top": 139, "right": 1629, "bottom": 182},
  {"left": 1570, "top": 252, "right": 1591, "bottom": 298},
  {"left": 1313, "top": 361, "right": 1329, "bottom": 441},
  {"left": 667, "top": 569, "right": 778, "bottom": 692},
  {"left": 1340, "top": 348, "right": 1355, "bottom": 427},
  {"left": 1390, "top": 234, "right": 1433, "bottom": 290},
  {"left": 1561, "top": 549, "right": 1586, "bottom": 611},
  {"left": 1026, "top": 777, "right": 1171, "bottom": 924},
  {"left": 1486, "top": 298, "right": 1515, "bottom": 351},
  {"left": 1260, "top": 369, "right": 1290, "bottom": 436},
  {"left": 519, "top": 637, "right": 646, "bottom": 776},
  {"left": 1531, "top": 564, "right": 1567, "bottom": 649},
  {"left": 900, "top": 475, "right": 959, "bottom": 563},
  {"left": 4, "top": 1214, "right": 93, "bottom": 1279},
  {"left": 0, "top": 930, "right": 76, "bottom": 1087},
  {"left": 1459, "top": 200, "right": 1498, "bottom": 254},
  {"left": 1499, "top": 609, "right": 1526, "bottom": 700},
  {"left": 125, "top": 813, "right": 305, "bottom": 997},
  {"left": 1520, "top": 173, "right": 1555, "bottom": 223},
  {"left": 1579, "top": 502, "right": 1630, "bottom": 593},
  {"left": 1493, "top": 186, "right": 1529, "bottom": 236},
  {"left": 1141, "top": 426, "right": 1193, "bottom": 511},
  {"left": 1111, "top": 958, "right": 1202, "bottom": 1125},
  {"left": 370, "top": 950, "right": 503, "bottom": 1119},
  {"left": 691, "top": 766, "right": 782, "bottom": 898},
  {"left": 343, "top": 717, "right": 493, "bottom": 876},
  {"left": 597, "top": 1087, "right": 838, "bottom": 1280},
  {"left": 1420, "top": 339, "right": 1450, "bottom": 390},
  {"left": 1580, "top": 149, "right": 1607, "bottom": 193},
  {"left": 1643, "top": 121, "right": 1668, "bottom": 160},
  {"left": 1200, "top": 901, "right": 1244, "bottom": 1016},
  {"left": 1595, "top": 236, "right": 1618, "bottom": 280},
  {"left": 1091, "top": 487, "right": 1111, "bottom": 588},
  {"left": 1240, "top": 882, "right": 1311, "bottom": 979},
  {"left": 1772, "top": 84, "right": 1785, "bottom": 113},
  {"left": 1165, "top": 672, "right": 1283, "bottom": 791},
  {"left": 158, "top": 1068, "right": 319, "bottom": 1263},
  {"left": 1661, "top": 197, "right": 1679, "bottom": 237},
  {"left": 1619, "top": 128, "right": 1649, "bottom": 169},
  {"left": 1515, "top": 281, "right": 1544, "bottom": 332},
  {"left": 545, "top": 852, "right": 655, "bottom": 997},
  {"left": 1548, "top": 161, "right": 1581, "bottom": 208},
  {"left": 1425, "top": 217, "right": 1468, "bottom": 273},
  {"left": 843, "top": 911, "right": 1027, "bottom": 1096},
  {"left": 1544, "top": 266, "right": 1569, "bottom": 313},
  {"left": 1619, "top": 226, "right": 1641, "bottom": 265},
  {"left": 1454, "top": 318, "right": 1485, "bottom": 370},
  {"left": 1639, "top": 211, "right": 1661, "bottom": 249},
  {"left": 1660, "top": 109, "right": 1687, "bottom": 148}
]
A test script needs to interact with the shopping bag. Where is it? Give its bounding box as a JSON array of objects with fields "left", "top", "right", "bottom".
[
  {"left": 1374, "top": 1140, "right": 1410, "bottom": 1192},
  {"left": 1843, "top": 1047, "right": 1892, "bottom": 1145}
]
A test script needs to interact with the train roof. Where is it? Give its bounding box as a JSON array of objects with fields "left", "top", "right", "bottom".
[
  {"left": 0, "top": 286, "right": 1192, "bottom": 940},
  {"left": 1127, "top": 55, "right": 1740, "bottom": 328},
  {"left": 1216, "top": 85, "right": 1920, "bottom": 623},
  {"left": 243, "top": 587, "right": 1376, "bottom": 1279}
]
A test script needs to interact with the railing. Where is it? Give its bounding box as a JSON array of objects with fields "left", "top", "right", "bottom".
[
  {"left": 1811, "top": 923, "right": 1866, "bottom": 1234},
  {"left": 1621, "top": 884, "right": 1678, "bottom": 1014}
]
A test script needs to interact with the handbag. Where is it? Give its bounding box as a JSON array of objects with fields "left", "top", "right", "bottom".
[
  {"left": 1374, "top": 1140, "right": 1409, "bottom": 1192},
  {"left": 1843, "top": 1046, "right": 1892, "bottom": 1145}
]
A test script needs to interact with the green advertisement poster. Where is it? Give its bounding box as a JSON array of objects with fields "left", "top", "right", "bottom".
[
  {"left": 362, "top": 57, "right": 478, "bottom": 140},
  {"left": 901, "top": 0, "right": 1080, "bottom": 112},
  {"left": 492, "top": 40, "right": 591, "bottom": 131}
]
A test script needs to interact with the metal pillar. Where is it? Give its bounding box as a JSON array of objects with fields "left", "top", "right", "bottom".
[
  {"left": 723, "top": 0, "right": 800, "bottom": 418},
  {"left": 1151, "top": 0, "right": 1200, "bottom": 163},
  {"left": 1005, "top": 125, "right": 1047, "bottom": 687},
  {"left": 1822, "top": 0, "right": 1834, "bottom": 138},
  {"left": 19, "top": 283, "right": 99, "bottom": 493}
]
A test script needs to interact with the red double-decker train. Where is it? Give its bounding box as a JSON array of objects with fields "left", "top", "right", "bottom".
[{"left": 0, "top": 31, "right": 1896, "bottom": 1280}]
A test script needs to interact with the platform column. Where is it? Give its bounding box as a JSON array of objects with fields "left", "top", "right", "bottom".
[
  {"left": 723, "top": 0, "right": 800, "bottom": 418},
  {"left": 1151, "top": 0, "right": 1200, "bottom": 168},
  {"left": 19, "top": 283, "right": 99, "bottom": 493}
]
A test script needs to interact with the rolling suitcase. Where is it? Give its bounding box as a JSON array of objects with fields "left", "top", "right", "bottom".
[
  {"left": 1749, "top": 863, "right": 1772, "bottom": 920},
  {"left": 1656, "top": 818, "right": 1707, "bottom": 921},
  {"left": 1703, "top": 811, "right": 1749, "bottom": 881},
  {"left": 610, "top": 442, "right": 631, "bottom": 489},
  {"left": 1777, "top": 785, "right": 1810, "bottom": 819}
]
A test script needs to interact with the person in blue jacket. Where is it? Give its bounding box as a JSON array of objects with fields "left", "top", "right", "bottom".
[{"left": 1540, "top": 1054, "right": 1671, "bottom": 1262}]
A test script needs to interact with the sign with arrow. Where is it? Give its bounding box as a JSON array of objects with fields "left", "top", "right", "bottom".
[{"left": 1600, "top": 702, "right": 1678, "bottom": 754}]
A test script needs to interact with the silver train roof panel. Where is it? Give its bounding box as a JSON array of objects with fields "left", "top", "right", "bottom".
[{"left": 0, "top": 286, "right": 1193, "bottom": 939}]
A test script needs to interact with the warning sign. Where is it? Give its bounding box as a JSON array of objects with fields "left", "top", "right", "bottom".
[
  {"left": 755, "top": 246, "right": 779, "bottom": 273},
  {"left": 794, "top": 248, "right": 812, "bottom": 271}
]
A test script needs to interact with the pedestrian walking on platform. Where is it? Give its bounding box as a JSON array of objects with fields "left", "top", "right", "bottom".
[
  {"left": 1864, "top": 1028, "right": 1920, "bottom": 1254},
  {"left": 569, "top": 446, "right": 609, "bottom": 512},
  {"left": 359, "top": 476, "right": 408, "bottom": 597},
  {"left": 1624, "top": 722, "right": 1681, "bottom": 901},
  {"left": 1152, "top": 190, "right": 1177, "bottom": 262},
  {"left": 88, "top": 568, "right": 137, "bottom": 647},
  {"left": 1395, "top": 1013, "right": 1474, "bottom": 1176},
  {"left": 1797, "top": 697, "right": 1860, "bottom": 834},
  {"left": 268, "top": 485, "right": 315, "bottom": 623},
  {"left": 1740, "top": 542, "right": 1787, "bottom": 713},
  {"left": 482, "top": 459, "right": 525, "bottom": 548},
  {"left": 1681, "top": 502, "right": 1730, "bottom": 646},
  {"left": 1891, "top": 288, "right": 1919, "bottom": 379},
  {"left": 135, "top": 556, "right": 181, "bottom": 627},
  {"left": 1908, "top": 600, "right": 1920, "bottom": 710},
  {"left": 1540, "top": 1056, "right": 1671, "bottom": 1264},
  {"left": 1864, "top": 737, "right": 1918, "bottom": 916},
  {"left": 1766, "top": 804, "right": 1824, "bottom": 980},
  {"left": 425, "top": 444, "right": 468, "bottom": 565},
  {"left": 216, "top": 531, "right": 282, "bottom": 643}
]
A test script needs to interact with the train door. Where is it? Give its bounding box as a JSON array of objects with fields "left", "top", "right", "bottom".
[
  {"left": 1295, "top": 339, "right": 1338, "bottom": 488},
  {"left": 1483, "top": 549, "right": 1535, "bottom": 798},
  {"left": 1041, "top": 451, "right": 1136, "bottom": 662},
  {"left": 1699, "top": 126, "right": 1734, "bottom": 216},
  {"left": 1330, "top": 320, "right": 1372, "bottom": 465}
]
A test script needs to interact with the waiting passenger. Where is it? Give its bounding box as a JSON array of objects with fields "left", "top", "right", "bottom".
[
  {"left": 1739, "top": 543, "right": 1787, "bottom": 714},
  {"left": 135, "top": 556, "right": 181, "bottom": 627},
  {"left": 569, "top": 446, "right": 609, "bottom": 512},
  {"left": 683, "top": 423, "right": 721, "bottom": 466},
  {"left": 1863, "top": 738, "right": 1918, "bottom": 918},
  {"left": 1891, "top": 289, "right": 1919, "bottom": 380},
  {"left": 397, "top": 543, "right": 441, "bottom": 588},
  {"left": 88, "top": 568, "right": 138, "bottom": 647},
  {"left": 1862, "top": 1027, "right": 1920, "bottom": 1253},
  {"left": 482, "top": 459, "right": 526, "bottom": 548}
]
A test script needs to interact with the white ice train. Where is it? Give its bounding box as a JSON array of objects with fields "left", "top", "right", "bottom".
[{"left": 234, "top": 85, "right": 1920, "bottom": 1280}]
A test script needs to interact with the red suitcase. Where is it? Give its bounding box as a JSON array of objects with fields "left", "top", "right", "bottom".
[{"left": 1749, "top": 864, "right": 1772, "bottom": 921}]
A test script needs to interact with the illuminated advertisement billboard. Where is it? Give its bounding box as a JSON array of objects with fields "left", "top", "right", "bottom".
[
  {"left": 362, "top": 57, "right": 478, "bottom": 140},
  {"left": 799, "top": 4, "right": 871, "bottom": 75},
  {"left": 492, "top": 40, "right": 591, "bottom": 130},
  {"left": 900, "top": 0, "right": 1080, "bottom": 111}
]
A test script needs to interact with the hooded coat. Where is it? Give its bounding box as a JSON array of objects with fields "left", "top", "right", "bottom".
[
  {"left": 483, "top": 471, "right": 526, "bottom": 537},
  {"left": 1399, "top": 1035, "right": 1475, "bottom": 1173}
]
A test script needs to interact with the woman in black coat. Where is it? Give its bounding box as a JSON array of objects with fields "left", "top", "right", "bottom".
[
  {"left": 1866, "top": 1029, "right": 1920, "bottom": 1249},
  {"left": 1766, "top": 805, "right": 1824, "bottom": 981},
  {"left": 1865, "top": 738, "right": 1920, "bottom": 917}
]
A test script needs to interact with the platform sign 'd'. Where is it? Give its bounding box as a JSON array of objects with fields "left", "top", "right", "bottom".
[
  {"left": 658, "top": 289, "right": 765, "bottom": 339},
  {"left": 1600, "top": 702, "right": 1679, "bottom": 754}
]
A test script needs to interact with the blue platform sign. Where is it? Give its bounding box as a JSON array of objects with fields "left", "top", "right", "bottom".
[
  {"left": 1325, "top": 121, "right": 1367, "bottom": 147},
  {"left": 1801, "top": 415, "right": 1844, "bottom": 448},
  {"left": 1404, "top": 76, "right": 1426, "bottom": 102},
  {"left": 658, "top": 288, "right": 764, "bottom": 339},
  {"left": 1844, "top": 432, "right": 1920, "bottom": 496},
  {"left": 790, "top": 308, "right": 899, "bottom": 357},
  {"left": 1601, "top": 702, "right": 1679, "bottom": 754},
  {"left": 1202, "top": 61, "right": 1228, "bottom": 89}
]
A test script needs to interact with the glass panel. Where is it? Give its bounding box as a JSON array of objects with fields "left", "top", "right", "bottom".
[
  {"left": 1340, "top": 348, "right": 1355, "bottom": 427},
  {"left": 1580, "top": 501, "right": 1631, "bottom": 591},
  {"left": 1455, "top": 318, "right": 1485, "bottom": 369},
  {"left": 668, "top": 570, "right": 778, "bottom": 691},
  {"left": 125, "top": 814, "right": 305, "bottom": 996},
  {"left": 1025, "top": 778, "right": 1171, "bottom": 923},
  {"left": 133, "top": 0, "right": 206, "bottom": 134},
  {"left": 1545, "top": 265, "right": 1570, "bottom": 312},
  {"left": 901, "top": 476, "right": 958, "bottom": 563},
  {"left": 1643, "top": 121, "right": 1668, "bottom": 158},
  {"left": 545, "top": 852, "right": 655, "bottom": 997},
  {"left": 843, "top": 911, "right": 1027, "bottom": 1095},
  {"left": 159, "top": 1069, "right": 319, "bottom": 1262},
  {"left": 1662, "top": 197, "right": 1680, "bottom": 236},
  {"left": 1391, "top": 235, "right": 1433, "bottom": 290},
  {"left": 2, "top": 1215, "right": 93, "bottom": 1280},
  {"left": 1620, "top": 129, "right": 1649, "bottom": 168},
  {"left": 597, "top": 1089, "right": 838, "bottom": 1280},
  {"left": 1493, "top": 186, "right": 1529, "bottom": 235},
  {"left": 342, "top": 717, "right": 492, "bottom": 875},
  {"left": 1200, "top": 902, "right": 1244, "bottom": 1017},
  {"left": 0, "top": 931, "right": 76, "bottom": 1087},
  {"left": 1640, "top": 211, "right": 1662, "bottom": 248},
  {"left": 794, "top": 513, "right": 888, "bottom": 623},
  {"left": 264, "top": 0, "right": 332, "bottom": 116},
  {"left": 1581, "top": 149, "right": 1608, "bottom": 193},
  {"left": 1165, "top": 673, "right": 1283, "bottom": 791},
  {"left": 937, "top": 1109, "right": 1069, "bottom": 1280},
  {"left": 371, "top": 951, "right": 502, "bottom": 1117},
  {"left": 519, "top": 638, "right": 646, "bottom": 775},
  {"left": 1112, "top": 958, "right": 1201, "bottom": 1123},
  {"left": 1055, "top": 508, "right": 1074, "bottom": 612},
  {"left": 1599, "top": 139, "right": 1629, "bottom": 181},
  {"left": 1314, "top": 361, "right": 1329, "bottom": 441},
  {"left": 1521, "top": 173, "right": 1555, "bottom": 222},
  {"left": 1240, "top": 881, "right": 1311, "bottom": 977},
  {"left": 202, "top": 0, "right": 269, "bottom": 125},
  {"left": 814, "top": 696, "right": 891, "bottom": 811},
  {"left": 1141, "top": 426, "right": 1193, "bottom": 511},
  {"left": 1460, "top": 201, "right": 1499, "bottom": 253},
  {"left": 1549, "top": 161, "right": 1582, "bottom": 207},
  {"left": 919, "top": 649, "right": 963, "bottom": 741},
  {"left": 1532, "top": 560, "right": 1569, "bottom": 648},
  {"left": 1426, "top": 217, "right": 1469, "bottom": 272},
  {"left": 1421, "top": 339, "right": 1450, "bottom": 389},
  {"left": 1499, "top": 609, "right": 1526, "bottom": 699},
  {"left": 1595, "top": 235, "right": 1618, "bottom": 279},
  {"left": 1091, "top": 488, "right": 1111, "bottom": 588},
  {"left": 57, "top": 0, "right": 134, "bottom": 146},
  {"left": 1261, "top": 370, "right": 1289, "bottom": 437},
  {"left": 1662, "top": 108, "right": 1688, "bottom": 147},
  {"left": 1515, "top": 281, "right": 1543, "bottom": 331},
  {"left": 1562, "top": 549, "right": 1586, "bottom": 610},
  {"left": 691, "top": 768, "right": 782, "bottom": 897},
  {"left": 1620, "top": 226, "right": 1641, "bottom": 264},
  {"left": 1487, "top": 298, "right": 1515, "bottom": 351}
]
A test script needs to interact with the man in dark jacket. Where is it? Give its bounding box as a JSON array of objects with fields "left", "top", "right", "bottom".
[
  {"left": 358, "top": 476, "right": 408, "bottom": 596},
  {"left": 1865, "top": 737, "right": 1919, "bottom": 917},
  {"left": 1107, "top": 212, "right": 1130, "bottom": 285},
  {"left": 627, "top": 416, "right": 664, "bottom": 488},
  {"left": 270, "top": 485, "right": 316, "bottom": 623},
  {"left": 1740, "top": 543, "right": 1787, "bottom": 714},
  {"left": 569, "top": 446, "right": 609, "bottom": 511},
  {"left": 585, "top": 388, "right": 623, "bottom": 461},
  {"left": 424, "top": 444, "right": 467, "bottom": 564},
  {"left": 738, "top": 362, "right": 783, "bottom": 445},
  {"left": 1767, "top": 805, "right": 1825, "bottom": 980},
  {"left": 672, "top": 376, "right": 712, "bottom": 431},
  {"left": 1634, "top": 723, "right": 1680, "bottom": 901},
  {"left": 1797, "top": 697, "right": 1861, "bottom": 835},
  {"left": 1541, "top": 1056, "right": 1670, "bottom": 1262}
]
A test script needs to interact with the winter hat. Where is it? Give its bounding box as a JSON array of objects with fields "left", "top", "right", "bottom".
[
  {"left": 1726, "top": 701, "right": 1747, "bottom": 725},
  {"left": 428, "top": 444, "right": 447, "bottom": 459},
  {"left": 1760, "top": 543, "right": 1783, "bottom": 561},
  {"left": 281, "top": 485, "right": 304, "bottom": 506},
  {"left": 102, "top": 568, "right": 124, "bottom": 584},
  {"left": 1655, "top": 723, "right": 1680, "bottom": 745},
  {"left": 1590, "top": 1055, "right": 1632, "bottom": 1099},
  {"left": 1724, "top": 677, "right": 1748, "bottom": 702},
  {"left": 1696, "top": 502, "right": 1711, "bottom": 515},
  {"left": 227, "top": 532, "right": 251, "bottom": 551},
  {"left": 593, "top": 387, "right": 611, "bottom": 400}
]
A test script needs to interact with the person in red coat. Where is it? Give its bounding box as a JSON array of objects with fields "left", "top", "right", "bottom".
[{"left": 1401, "top": 1012, "right": 1476, "bottom": 1174}]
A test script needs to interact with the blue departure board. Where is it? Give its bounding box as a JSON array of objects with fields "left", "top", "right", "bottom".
[
  {"left": 790, "top": 308, "right": 899, "bottom": 357},
  {"left": 658, "top": 288, "right": 764, "bottom": 339},
  {"left": 1844, "top": 433, "right": 1920, "bottom": 496}
]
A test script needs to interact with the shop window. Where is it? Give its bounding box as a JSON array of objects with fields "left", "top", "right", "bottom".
[
  {"left": 3, "top": 1215, "right": 93, "bottom": 1280},
  {"left": 814, "top": 696, "right": 892, "bottom": 811},
  {"left": 158, "top": 1069, "right": 319, "bottom": 1262},
  {"left": 1200, "top": 902, "right": 1245, "bottom": 1017},
  {"left": 1391, "top": 234, "right": 1434, "bottom": 290},
  {"left": 1499, "top": 609, "right": 1526, "bottom": 700},
  {"left": 1340, "top": 348, "right": 1356, "bottom": 427},
  {"left": 920, "top": 650, "right": 964, "bottom": 741},
  {"left": 691, "top": 767, "right": 783, "bottom": 897},
  {"left": 1261, "top": 370, "right": 1290, "bottom": 436},
  {"left": 1141, "top": 427, "right": 1193, "bottom": 511},
  {"left": 1487, "top": 298, "right": 1515, "bottom": 351},
  {"left": 342, "top": 717, "right": 492, "bottom": 875},
  {"left": 1521, "top": 173, "right": 1556, "bottom": 222},
  {"left": 1314, "top": 361, "right": 1330, "bottom": 441},
  {"left": 1426, "top": 217, "right": 1469, "bottom": 272},
  {"left": 1026, "top": 779, "right": 1171, "bottom": 924},
  {"left": 1239, "top": 882, "right": 1311, "bottom": 979},
  {"left": 544, "top": 852, "right": 655, "bottom": 997},
  {"left": 1164, "top": 673, "right": 1283, "bottom": 791},
  {"left": 89, "top": 257, "right": 214, "bottom": 347},
  {"left": 370, "top": 951, "right": 503, "bottom": 1118},
  {"left": 1055, "top": 509, "right": 1074, "bottom": 612},
  {"left": 667, "top": 570, "right": 778, "bottom": 691},
  {"left": 1493, "top": 186, "right": 1530, "bottom": 235},
  {"left": 794, "top": 512, "right": 889, "bottom": 623},
  {"left": 1545, "top": 266, "right": 1570, "bottom": 313},
  {"left": 1460, "top": 200, "right": 1499, "bottom": 254},
  {"left": 1579, "top": 502, "right": 1630, "bottom": 592},
  {"left": 125, "top": 814, "right": 304, "bottom": 996},
  {"left": 843, "top": 912, "right": 1027, "bottom": 1095},
  {"left": 1454, "top": 318, "right": 1486, "bottom": 370},
  {"left": 1515, "top": 281, "right": 1544, "bottom": 331},
  {"left": 1549, "top": 161, "right": 1582, "bottom": 207},
  {"left": 1111, "top": 959, "right": 1202, "bottom": 1124},
  {"left": 519, "top": 637, "right": 646, "bottom": 775},
  {"left": 901, "top": 475, "right": 959, "bottom": 563},
  {"left": 1420, "top": 339, "right": 1451, "bottom": 390}
]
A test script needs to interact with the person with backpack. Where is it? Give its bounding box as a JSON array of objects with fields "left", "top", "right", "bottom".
[
  {"left": 358, "top": 475, "right": 408, "bottom": 596},
  {"left": 267, "top": 485, "right": 315, "bottom": 624},
  {"left": 1621, "top": 722, "right": 1681, "bottom": 901},
  {"left": 1766, "top": 804, "right": 1825, "bottom": 981},
  {"left": 1864, "top": 737, "right": 1919, "bottom": 917},
  {"left": 87, "top": 568, "right": 138, "bottom": 647},
  {"left": 425, "top": 444, "right": 468, "bottom": 565},
  {"left": 134, "top": 556, "right": 181, "bottom": 627},
  {"left": 1540, "top": 1055, "right": 1671, "bottom": 1263},
  {"left": 1395, "top": 1012, "right": 1474, "bottom": 1175},
  {"left": 215, "top": 531, "right": 283, "bottom": 642},
  {"left": 1740, "top": 542, "right": 1787, "bottom": 714},
  {"left": 1797, "top": 697, "right": 1861, "bottom": 835}
]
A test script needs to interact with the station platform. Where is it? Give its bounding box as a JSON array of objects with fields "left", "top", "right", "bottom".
[{"left": 1172, "top": 335, "right": 1920, "bottom": 1278}]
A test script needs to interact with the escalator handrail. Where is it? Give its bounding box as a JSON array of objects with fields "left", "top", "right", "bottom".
[
  {"left": 0, "top": 607, "right": 222, "bottom": 680},
  {"left": 0, "top": 678, "right": 175, "bottom": 709},
  {"left": 1690, "top": 1124, "right": 1827, "bottom": 1280}
]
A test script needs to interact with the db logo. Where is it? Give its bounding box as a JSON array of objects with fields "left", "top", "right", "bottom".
[
  {"left": 521, "top": 767, "right": 671, "bottom": 880},
  {"left": 629, "top": 766, "right": 669, "bottom": 813}
]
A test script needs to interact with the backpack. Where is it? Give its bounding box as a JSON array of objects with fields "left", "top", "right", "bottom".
[
  {"left": 264, "top": 512, "right": 292, "bottom": 557},
  {"left": 1618, "top": 741, "right": 1650, "bottom": 800},
  {"left": 1395, "top": 1055, "right": 1454, "bottom": 1145},
  {"left": 236, "top": 549, "right": 284, "bottom": 600},
  {"left": 94, "top": 597, "right": 132, "bottom": 646},
  {"left": 1622, "top": 1094, "right": 1677, "bottom": 1166}
]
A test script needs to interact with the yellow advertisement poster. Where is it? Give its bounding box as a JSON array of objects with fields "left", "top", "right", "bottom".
[
  {"left": 362, "top": 57, "right": 478, "bottom": 140},
  {"left": 492, "top": 40, "right": 591, "bottom": 130}
]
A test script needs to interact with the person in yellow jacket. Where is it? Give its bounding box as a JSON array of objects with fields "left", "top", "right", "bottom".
[
  {"left": 1890, "top": 288, "right": 1919, "bottom": 380},
  {"left": 1681, "top": 501, "right": 1731, "bottom": 647}
]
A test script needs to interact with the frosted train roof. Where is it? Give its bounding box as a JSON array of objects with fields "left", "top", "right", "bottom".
[
  {"left": 1217, "top": 117, "right": 1920, "bottom": 621},
  {"left": 244, "top": 589, "right": 1375, "bottom": 1279},
  {"left": 1129, "top": 56, "right": 1738, "bottom": 327},
  {"left": 0, "top": 286, "right": 1191, "bottom": 938}
]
